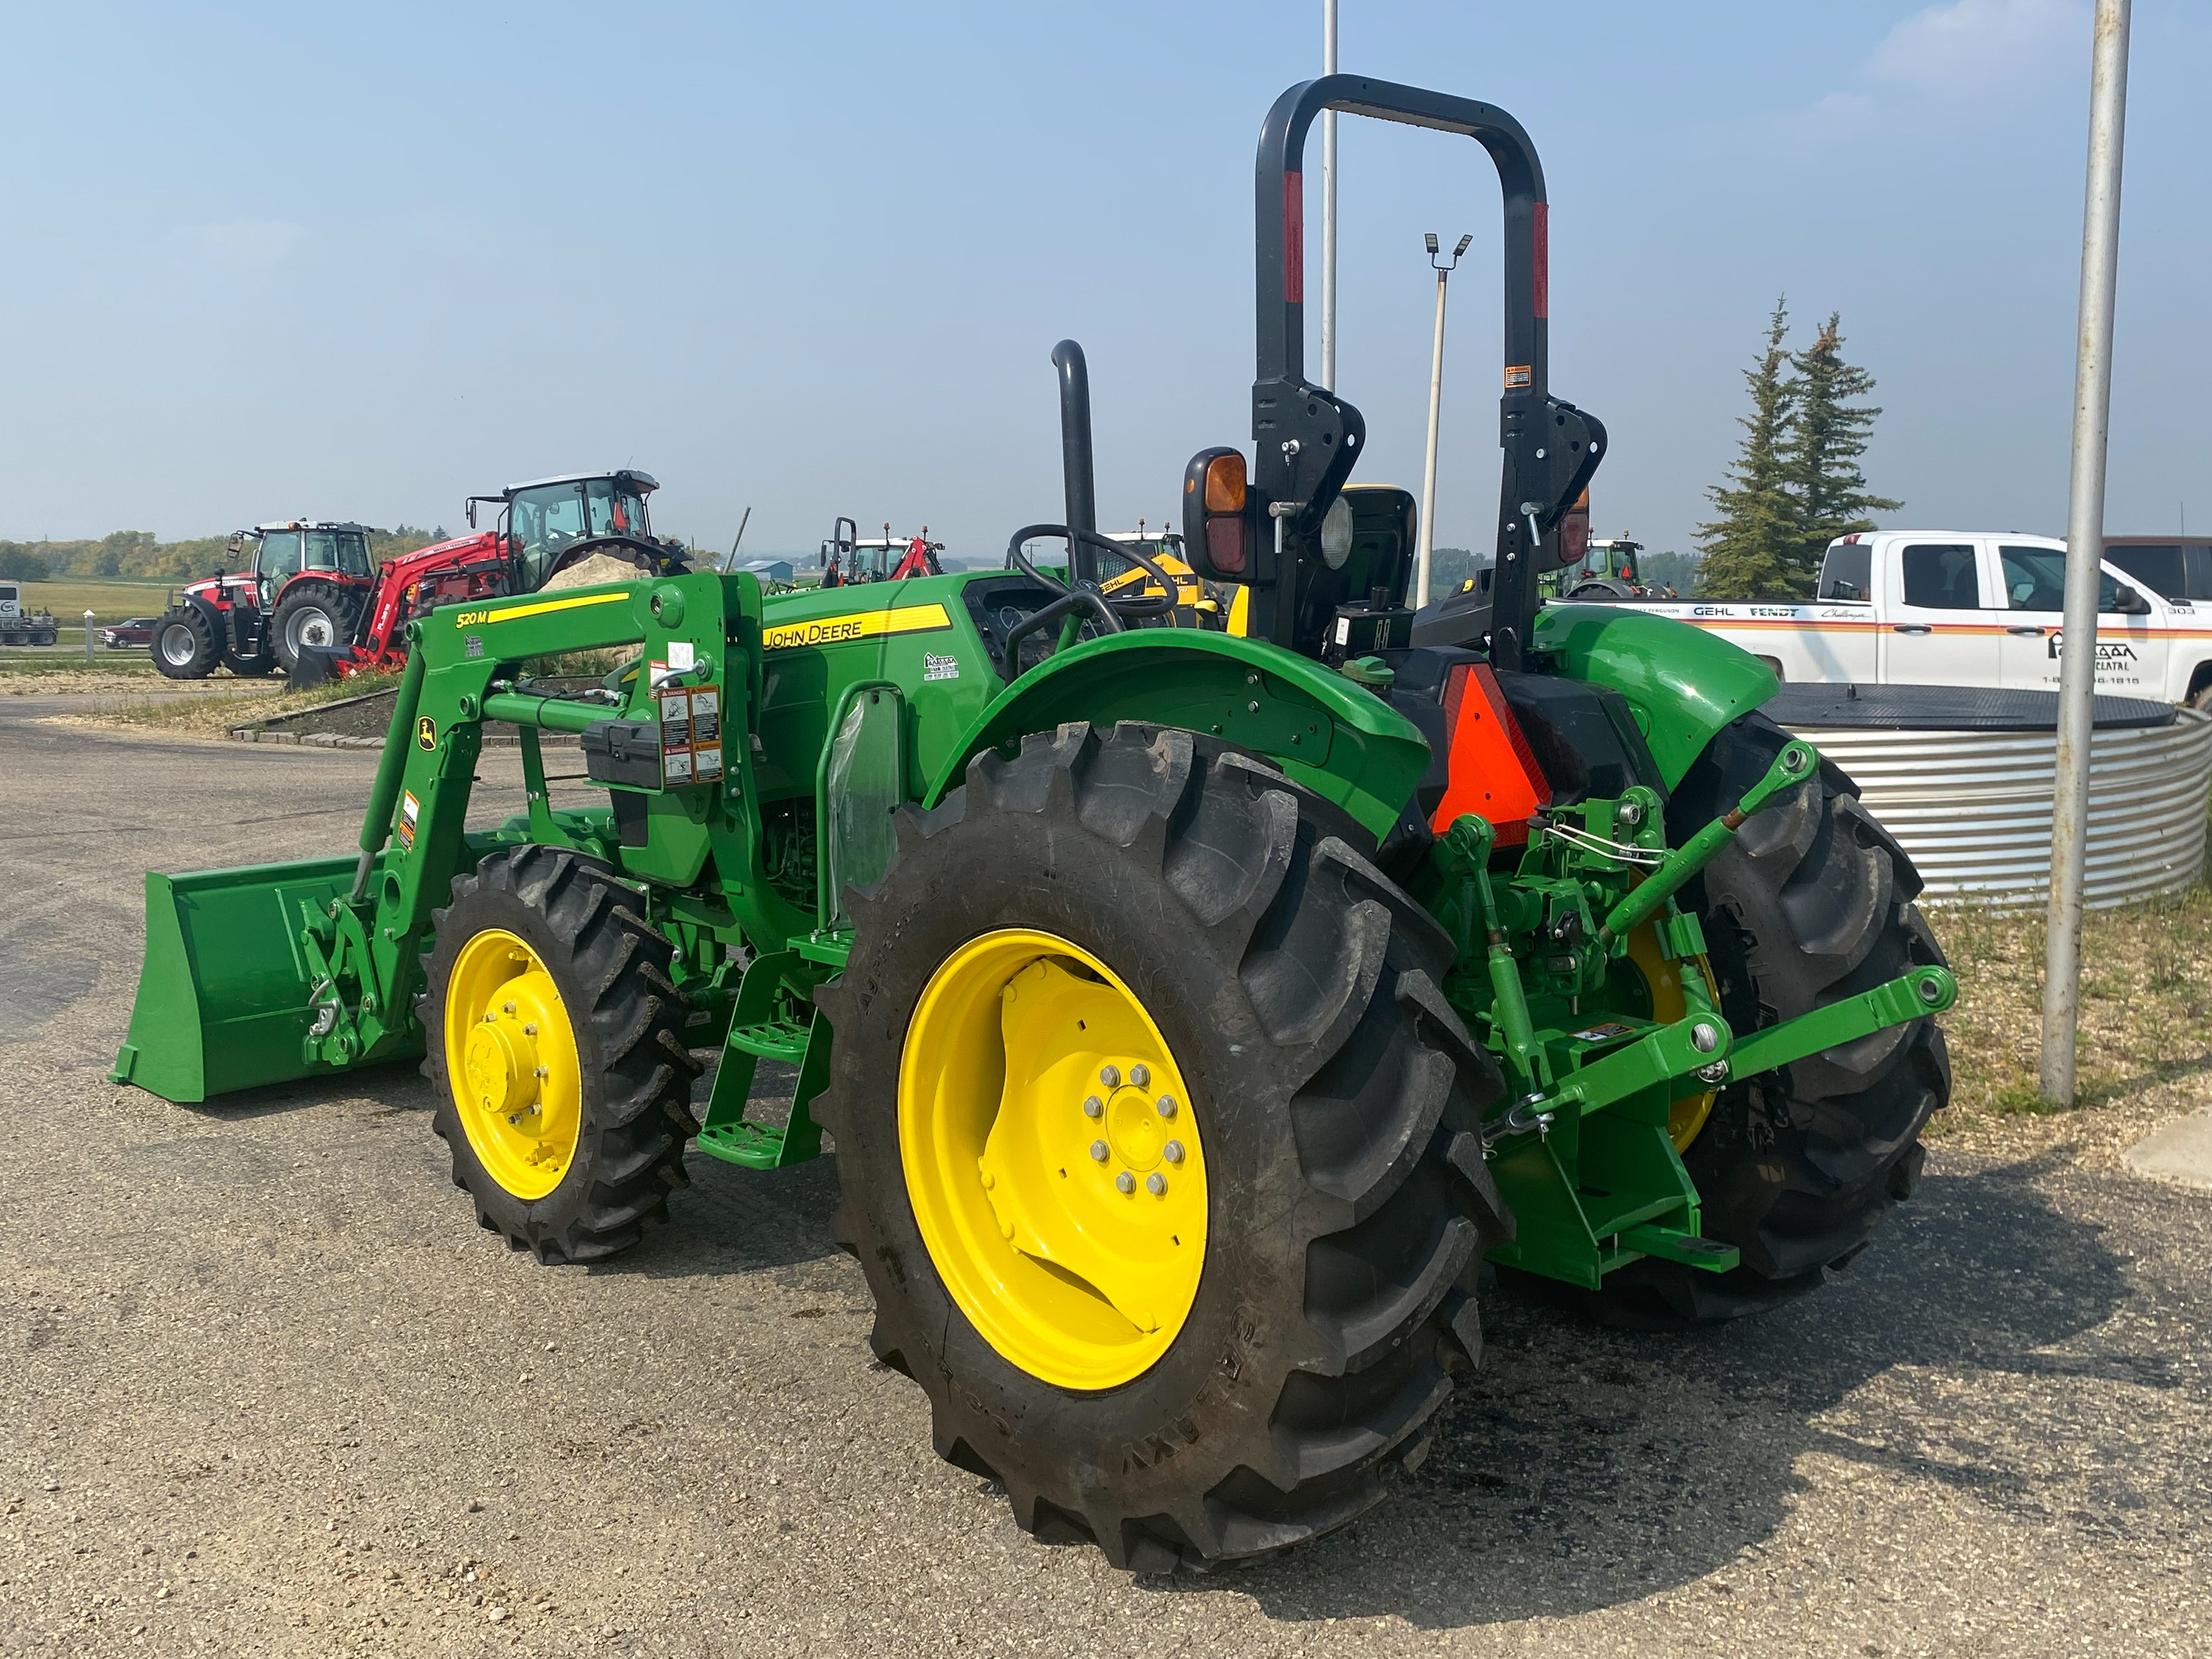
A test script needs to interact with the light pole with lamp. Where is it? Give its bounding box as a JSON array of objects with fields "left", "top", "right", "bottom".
[{"left": 1415, "top": 231, "right": 1472, "bottom": 610}]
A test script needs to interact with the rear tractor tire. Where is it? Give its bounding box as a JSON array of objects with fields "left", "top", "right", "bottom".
[
  {"left": 424, "top": 845, "right": 701, "bottom": 1264},
  {"left": 1590, "top": 710, "right": 1952, "bottom": 1327},
  {"left": 818, "top": 721, "right": 1512, "bottom": 1571},
  {"left": 273, "top": 579, "right": 363, "bottom": 677},
  {"left": 151, "top": 607, "right": 219, "bottom": 680}
]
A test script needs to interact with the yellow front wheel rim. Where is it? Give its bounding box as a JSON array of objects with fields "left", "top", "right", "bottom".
[
  {"left": 1624, "top": 924, "right": 1720, "bottom": 1153},
  {"left": 900, "top": 929, "right": 1208, "bottom": 1392},
  {"left": 442, "top": 928, "right": 584, "bottom": 1201}
]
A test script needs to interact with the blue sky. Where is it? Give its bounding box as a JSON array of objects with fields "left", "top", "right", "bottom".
[{"left": 3, "top": 1, "right": 2205, "bottom": 561}]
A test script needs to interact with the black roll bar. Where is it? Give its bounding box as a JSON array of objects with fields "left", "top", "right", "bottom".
[{"left": 1250, "top": 76, "right": 1601, "bottom": 668}]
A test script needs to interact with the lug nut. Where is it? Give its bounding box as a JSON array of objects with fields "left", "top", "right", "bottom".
[
  {"left": 1115, "top": 1172, "right": 1136, "bottom": 1194},
  {"left": 503, "top": 1001, "right": 516, "bottom": 1015},
  {"left": 1146, "top": 1172, "right": 1167, "bottom": 1196},
  {"left": 1130, "top": 1063, "right": 1150, "bottom": 1087},
  {"left": 1156, "top": 1095, "right": 1177, "bottom": 1119},
  {"left": 1690, "top": 1022, "right": 1720, "bottom": 1054},
  {"left": 1164, "top": 1139, "right": 1184, "bottom": 1164},
  {"left": 1099, "top": 1065, "right": 1121, "bottom": 1088},
  {"left": 1082, "top": 1095, "right": 1104, "bottom": 1119},
  {"left": 533, "top": 1064, "right": 549, "bottom": 1077},
  {"left": 523, "top": 1023, "right": 537, "bottom": 1036},
  {"left": 1090, "top": 1141, "right": 1110, "bottom": 1162}
]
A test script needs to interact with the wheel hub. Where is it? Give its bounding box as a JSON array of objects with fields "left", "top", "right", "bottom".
[
  {"left": 1104, "top": 1084, "right": 1166, "bottom": 1170},
  {"left": 900, "top": 930, "right": 1209, "bottom": 1391},
  {"left": 463, "top": 1016, "right": 537, "bottom": 1118}
]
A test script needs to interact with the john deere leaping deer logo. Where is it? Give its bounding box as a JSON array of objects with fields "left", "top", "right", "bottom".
[{"left": 416, "top": 716, "right": 437, "bottom": 750}]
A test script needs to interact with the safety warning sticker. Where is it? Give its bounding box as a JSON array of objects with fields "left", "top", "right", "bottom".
[{"left": 397, "top": 790, "right": 421, "bottom": 853}]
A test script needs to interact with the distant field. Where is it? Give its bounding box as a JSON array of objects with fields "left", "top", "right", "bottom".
[{"left": 7, "top": 578, "right": 179, "bottom": 628}]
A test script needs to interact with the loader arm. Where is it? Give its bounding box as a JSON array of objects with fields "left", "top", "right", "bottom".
[{"left": 113, "top": 572, "right": 796, "bottom": 1101}]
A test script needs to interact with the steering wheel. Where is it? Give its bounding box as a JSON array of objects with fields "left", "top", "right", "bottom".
[{"left": 996, "top": 523, "right": 1176, "bottom": 680}]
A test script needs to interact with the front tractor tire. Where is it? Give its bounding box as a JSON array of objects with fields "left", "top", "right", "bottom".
[
  {"left": 1593, "top": 710, "right": 1953, "bottom": 1327},
  {"left": 818, "top": 723, "right": 1511, "bottom": 1571},
  {"left": 272, "top": 579, "right": 363, "bottom": 677},
  {"left": 424, "top": 845, "right": 701, "bottom": 1264},
  {"left": 151, "top": 606, "right": 219, "bottom": 680}
]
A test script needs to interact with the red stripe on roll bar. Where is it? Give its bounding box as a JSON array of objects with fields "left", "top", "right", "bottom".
[
  {"left": 1284, "top": 172, "right": 1304, "bottom": 303},
  {"left": 1531, "top": 201, "right": 1548, "bottom": 319}
]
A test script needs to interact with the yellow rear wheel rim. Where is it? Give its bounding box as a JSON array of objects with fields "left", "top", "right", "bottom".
[
  {"left": 443, "top": 928, "right": 584, "bottom": 1201},
  {"left": 1625, "top": 924, "right": 1720, "bottom": 1153},
  {"left": 900, "top": 929, "right": 1208, "bottom": 1392}
]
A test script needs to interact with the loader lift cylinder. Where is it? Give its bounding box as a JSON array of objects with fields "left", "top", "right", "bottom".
[{"left": 353, "top": 642, "right": 428, "bottom": 902}]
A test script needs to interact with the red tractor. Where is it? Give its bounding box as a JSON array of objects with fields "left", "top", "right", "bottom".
[
  {"left": 818, "top": 518, "right": 946, "bottom": 586},
  {"left": 152, "top": 521, "right": 370, "bottom": 679},
  {"left": 152, "top": 471, "right": 680, "bottom": 682}
]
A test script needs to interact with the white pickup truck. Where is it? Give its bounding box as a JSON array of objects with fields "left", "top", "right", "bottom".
[{"left": 1616, "top": 531, "right": 2212, "bottom": 707}]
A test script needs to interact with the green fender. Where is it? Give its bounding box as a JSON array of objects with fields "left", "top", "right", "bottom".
[
  {"left": 924, "top": 630, "right": 1429, "bottom": 843},
  {"left": 1535, "top": 603, "right": 1781, "bottom": 788}
]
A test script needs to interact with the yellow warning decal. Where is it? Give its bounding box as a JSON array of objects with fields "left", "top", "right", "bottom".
[
  {"left": 449, "top": 591, "right": 630, "bottom": 628},
  {"left": 762, "top": 602, "right": 953, "bottom": 652}
]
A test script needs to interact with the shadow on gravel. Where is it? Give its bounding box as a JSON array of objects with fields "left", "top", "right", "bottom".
[
  {"left": 1162, "top": 1154, "right": 2157, "bottom": 1630},
  {"left": 595, "top": 1057, "right": 844, "bottom": 1278},
  {"left": 609, "top": 1153, "right": 846, "bottom": 1279}
]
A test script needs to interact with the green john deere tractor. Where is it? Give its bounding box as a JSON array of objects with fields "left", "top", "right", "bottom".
[{"left": 113, "top": 76, "right": 1952, "bottom": 1572}]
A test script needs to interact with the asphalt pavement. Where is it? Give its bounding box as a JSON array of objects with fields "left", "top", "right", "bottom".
[{"left": 2, "top": 706, "right": 2207, "bottom": 1657}]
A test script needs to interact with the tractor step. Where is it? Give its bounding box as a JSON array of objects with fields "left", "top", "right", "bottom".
[
  {"left": 696, "top": 1118, "right": 800, "bottom": 1170},
  {"left": 725, "top": 1018, "right": 811, "bottom": 1064}
]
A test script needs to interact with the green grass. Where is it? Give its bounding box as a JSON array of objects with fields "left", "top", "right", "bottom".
[{"left": 1926, "top": 883, "right": 2212, "bottom": 1126}]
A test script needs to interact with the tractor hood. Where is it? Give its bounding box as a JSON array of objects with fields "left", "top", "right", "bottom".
[{"left": 180, "top": 572, "right": 257, "bottom": 603}]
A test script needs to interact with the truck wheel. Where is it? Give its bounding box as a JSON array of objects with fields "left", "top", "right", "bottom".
[
  {"left": 1592, "top": 710, "right": 1951, "bottom": 1327},
  {"left": 152, "top": 608, "right": 218, "bottom": 680},
  {"left": 817, "top": 723, "right": 1510, "bottom": 1570},
  {"left": 272, "top": 580, "right": 362, "bottom": 676},
  {"left": 424, "top": 845, "right": 701, "bottom": 1264}
]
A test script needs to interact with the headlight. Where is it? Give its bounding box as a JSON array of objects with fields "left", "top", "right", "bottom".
[{"left": 1319, "top": 496, "right": 1355, "bottom": 570}]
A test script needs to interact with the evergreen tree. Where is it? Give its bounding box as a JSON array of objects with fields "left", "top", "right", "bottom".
[
  {"left": 1694, "top": 300, "right": 1802, "bottom": 600},
  {"left": 1780, "top": 313, "right": 1900, "bottom": 582}
]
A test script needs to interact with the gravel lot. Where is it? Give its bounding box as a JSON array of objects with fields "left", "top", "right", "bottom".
[{"left": 2, "top": 709, "right": 2207, "bottom": 1657}]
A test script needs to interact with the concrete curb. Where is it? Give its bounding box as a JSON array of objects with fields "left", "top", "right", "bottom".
[{"left": 2125, "top": 1109, "right": 2212, "bottom": 1194}]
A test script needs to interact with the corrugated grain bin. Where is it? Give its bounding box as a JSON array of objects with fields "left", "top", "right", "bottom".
[{"left": 1769, "top": 685, "right": 2212, "bottom": 910}]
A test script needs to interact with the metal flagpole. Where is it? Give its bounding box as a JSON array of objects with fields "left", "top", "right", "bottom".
[
  {"left": 1319, "top": 0, "right": 1338, "bottom": 391},
  {"left": 2041, "top": 0, "right": 2132, "bottom": 1104}
]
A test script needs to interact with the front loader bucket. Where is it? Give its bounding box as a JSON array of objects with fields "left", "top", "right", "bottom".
[{"left": 110, "top": 854, "right": 405, "bottom": 1104}]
